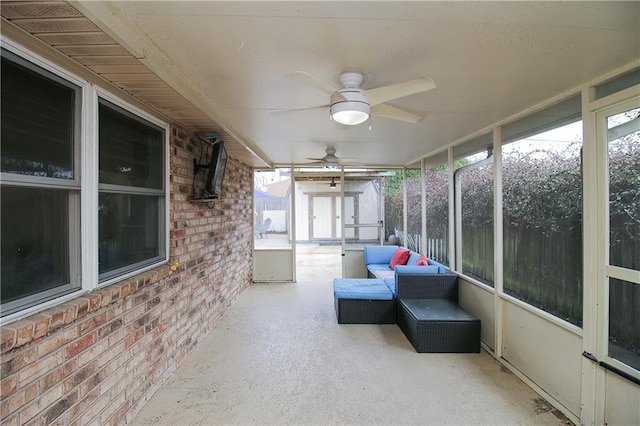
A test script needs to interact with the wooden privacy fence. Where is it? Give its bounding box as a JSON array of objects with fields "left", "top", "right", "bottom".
[
  {"left": 502, "top": 223, "right": 583, "bottom": 326},
  {"left": 389, "top": 214, "right": 637, "bottom": 351}
]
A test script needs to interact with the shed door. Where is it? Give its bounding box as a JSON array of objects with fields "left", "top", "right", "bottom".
[{"left": 312, "top": 196, "right": 333, "bottom": 239}]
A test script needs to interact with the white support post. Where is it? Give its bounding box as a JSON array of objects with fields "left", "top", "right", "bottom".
[
  {"left": 448, "top": 147, "right": 456, "bottom": 271},
  {"left": 453, "top": 149, "right": 462, "bottom": 273},
  {"left": 340, "top": 166, "right": 346, "bottom": 250},
  {"left": 421, "top": 159, "right": 427, "bottom": 254},
  {"left": 402, "top": 167, "right": 408, "bottom": 248},
  {"left": 493, "top": 126, "right": 504, "bottom": 358},
  {"left": 379, "top": 174, "right": 385, "bottom": 246},
  {"left": 290, "top": 165, "right": 297, "bottom": 281},
  {"left": 580, "top": 85, "right": 601, "bottom": 426}
]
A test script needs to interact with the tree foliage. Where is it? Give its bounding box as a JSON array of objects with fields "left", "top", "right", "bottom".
[
  {"left": 384, "top": 167, "right": 449, "bottom": 235},
  {"left": 609, "top": 134, "right": 640, "bottom": 249},
  {"left": 384, "top": 134, "right": 638, "bottom": 253},
  {"left": 384, "top": 169, "right": 420, "bottom": 196},
  {"left": 503, "top": 147, "right": 582, "bottom": 234}
]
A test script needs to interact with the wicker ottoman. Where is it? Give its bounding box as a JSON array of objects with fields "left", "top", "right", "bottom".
[
  {"left": 333, "top": 278, "right": 395, "bottom": 324},
  {"left": 398, "top": 299, "right": 481, "bottom": 353}
]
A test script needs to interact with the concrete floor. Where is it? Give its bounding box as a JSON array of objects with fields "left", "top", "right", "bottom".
[
  {"left": 131, "top": 278, "right": 571, "bottom": 425},
  {"left": 295, "top": 244, "right": 343, "bottom": 282}
]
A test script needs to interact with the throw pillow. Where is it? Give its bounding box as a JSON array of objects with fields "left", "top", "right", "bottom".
[
  {"left": 416, "top": 254, "right": 429, "bottom": 266},
  {"left": 389, "top": 247, "right": 410, "bottom": 269}
]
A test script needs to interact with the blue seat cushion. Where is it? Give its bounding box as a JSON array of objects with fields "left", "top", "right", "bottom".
[
  {"left": 373, "top": 270, "right": 395, "bottom": 280},
  {"left": 383, "top": 278, "right": 397, "bottom": 296},
  {"left": 367, "top": 263, "right": 391, "bottom": 276},
  {"left": 333, "top": 278, "right": 393, "bottom": 300}
]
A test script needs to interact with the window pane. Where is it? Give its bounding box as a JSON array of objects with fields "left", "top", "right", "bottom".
[
  {"left": 503, "top": 121, "right": 583, "bottom": 326},
  {"left": 99, "top": 193, "right": 160, "bottom": 276},
  {"left": 1, "top": 187, "right": 74, "bottom": 305},
  {"left": 383, "top": 169, "right": 403, "bottom": 246},
  {"left": 1, "top": 53, "right": 75, "bottom": 179},
  {"left": 425, "top": 164, "right": 449, "bottom": 266},
  {"left": 609, "top": 278, "right": 640, "bottom": 371},
  {"left": 459, "top": 153, "right": 494, "bottom": 285},
  {"left": 99, "top": 102, "right": 163, "bottom": 189},
  {"left": 384, "top": 168, "right": 420, "bottom": 251},
  {"left": 405, "top": 168, "right": 421, "bottom": 252},
  {"left": 254, "top": 169, "right": 292, "bottom": 249},
  {"left": 608, "top": 108, "right": 640, "bottom": 271}
]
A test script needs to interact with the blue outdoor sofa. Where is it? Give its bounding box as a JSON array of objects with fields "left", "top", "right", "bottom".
[
  {"left": 364, "top": 245, "right": 447, "bottom": 278},
  {"left": 333, "top": 245, "right": 480, "bottom": 353},
  {"left": 363, "top": 245, "right": 454, "bottom": 299}
]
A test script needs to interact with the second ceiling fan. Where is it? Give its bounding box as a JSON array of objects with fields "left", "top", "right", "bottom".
[
  {"left": 286, "top": 71, "right": 436, "bottom": 125},
  {"left": 303, "top": 147, "right": 358, "bottom": 169}
]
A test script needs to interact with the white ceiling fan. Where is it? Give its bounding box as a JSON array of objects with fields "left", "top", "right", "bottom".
[
  {"left": 303, "top": 147, "right": 358, "bottom": 169},
  {"left": 281, "top": 71, "right": 436, "bottom": 125}
]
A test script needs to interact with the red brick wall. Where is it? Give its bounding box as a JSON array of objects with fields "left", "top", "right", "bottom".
[{"left": 0, "top": 126, "right": 254, "bottom": 425}]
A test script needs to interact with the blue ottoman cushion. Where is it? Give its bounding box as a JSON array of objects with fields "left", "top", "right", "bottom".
[
  {"left": 333, "top": 278, "right": 393, "bottom": 300},
  {"left": 333, "top": 278, "right": 396, "bottom": 324}
]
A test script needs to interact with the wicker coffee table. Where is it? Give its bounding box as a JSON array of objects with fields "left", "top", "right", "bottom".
[{"left": 398, "top": 299, "right": 480, "bottom": 353}]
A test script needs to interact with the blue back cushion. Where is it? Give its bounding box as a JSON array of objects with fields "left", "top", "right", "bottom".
[
  {"left": 364, "top": 246, "right": 399, "bottom": 265},
  {"left": 406, "top": 251, "right": 420, "bottom": 266},
  {"left": 427, "top": 259, "right": 447, "bottom": 273},
  {"left": 395, "top": 265, "right": 441, "bottom": 275}
]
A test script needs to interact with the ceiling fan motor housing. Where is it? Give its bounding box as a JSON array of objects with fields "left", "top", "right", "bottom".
[{"left": 338, "top": 72, "right": 365, "bottom": 88}]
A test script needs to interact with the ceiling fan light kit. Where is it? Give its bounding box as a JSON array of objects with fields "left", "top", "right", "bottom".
[
  {"left": 330, "top": 90, "right": 370, "bottom": 126},
  {"left": 329, "top": 72, "right": 370, "bottom": 125}
]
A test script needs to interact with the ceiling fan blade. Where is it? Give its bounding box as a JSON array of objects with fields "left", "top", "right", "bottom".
[
  {"left": 363, "top": 77, "right": 436, "bottom": 106},
  {"left": 293, "top": 71, "right": 338, "bottom": 94},
  {"left": 305, "top": 157, "right": 325, "bottom": 161},
  {"left": 270, "top": 104, "right": 329, "bottom": 113},
  {"left": 371, "top": 103, "right": 423, "bottom": 123}
]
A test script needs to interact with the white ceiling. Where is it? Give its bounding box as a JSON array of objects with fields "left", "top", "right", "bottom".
[{"left": 77, "top": 1, "right": 639, "bottom": 168}]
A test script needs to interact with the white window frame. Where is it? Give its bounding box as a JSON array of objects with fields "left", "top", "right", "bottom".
[
  {"left": 1, "top": 40, "right": 86, "bottom": 318},
  {"left": 94, "top": 90, "right": 169, "bottom": 287},
  {"left": 454, "top": 148, "right": 495, "bottom": 289},
  {"left": 0, "top": 37, "right": 169, "bottom": 323}
]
